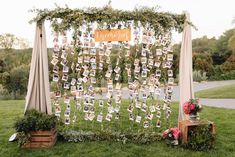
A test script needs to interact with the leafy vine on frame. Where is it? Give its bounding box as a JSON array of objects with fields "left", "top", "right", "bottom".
[{"left": 29, "top": 4, "right": 192, "bottom": 34}]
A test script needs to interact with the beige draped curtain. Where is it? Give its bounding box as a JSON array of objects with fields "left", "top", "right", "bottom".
[
  {"left": 178, "top": 12, "right": 194, "bottom": 121},
  {"left": 24, "top": 22, "right": 51, "bottom": 114}
]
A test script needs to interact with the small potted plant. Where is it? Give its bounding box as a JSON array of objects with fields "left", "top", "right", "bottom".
[
  {"left": 163, "top": 127, "right": 180, "bottom": 145},
  {"left": 14, "top": 109, "right": 62, "bottom": 148},
  {"left": 183, "top": 98, "right": 202, "bottom": 122}
]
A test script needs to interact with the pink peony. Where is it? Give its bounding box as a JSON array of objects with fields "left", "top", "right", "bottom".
[
  {"left": 163, "top": 129, "right": 170, "bottom": 138},
  {"left": 171, "top": 128, "right": 180, "bottom": 140},
  {"left": 189, "top": 104, "right": 195, "bottom": 111},
  {"left": 183, "top": 101, "right": 190, "bottom": 114}
]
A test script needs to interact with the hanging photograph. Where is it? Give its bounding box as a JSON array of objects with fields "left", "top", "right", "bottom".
[
  {"left": 72, "top": 115, "right": 77, "bottom": 123},
  {"left": 52, "top": 73, "right": 59, "bottom": 82},
  {"left": 88, "top": 113, "right": 95, "bottom": 121},
  {"left": 61, "top": 51, "right": 68, "bottom": 59},
  {"left": 156, "top": 49, "right": 162, "bottom": 56},
  {"left": 65, "top": 117, "right": 70, "bottom": 125},
  {"left": 64, "top": 110, "right": 70, "bottom": 117},
  {"left": 63, "top": 66, "right": 69, "bottom": 73},
  {"left": 51, "top": 58, "right": 59, "bottom": 65},
  {"left": 55, "top": 105, "right": 61, "bottom": 114},
  {"left": 60, "top": 59, "right": 68, "bottom": 66},
  {"left": 54, "top": 91, "right": 61, "bottom": 98},
  {"left": 52, "top": 51, "right": 59, "bottom": 58},
  {"left": 143, "top": 121, "right": 149, "bottom": 128},
  {"left": 135, "top": 115, "right": 141, "bottom": 123},
  {"left": 64, "top": 96, "right": 70, "bottom": 104},
  {"left": 98, "top": 100, "right": 104, "bottom": 107},
  {"left": 76, "top": 102, "right": 82, "bottom": 111},
  {"left": 53, "top": 65, "right": 59, "bottom": 73},
  {"left": 127, "top": 105, "right": 134, "bottom": 113},
  {"left": 149, "top": 105, "right": 156, "bottom": 113},
  {"left": 115, "top": 112, "right": 120, "bottom": 120},
  {"left": 105, "top": 113, "right": 113, "bottom": 122},
  {"left": 62, "top": 73, "right": 69, "bottom": 81},
  {"left": 167, "top": 70, "right": 173, "bottom": 77},
  {"left": 156, "top": 111, "right": 161, "bottom": 118},
  {"left": 156, "top": 119, "right": 161, "bottom": 128},
  {"left": 155, "top": 70, "right": 161, "bottom": 77},
  {"left": 141, "top": 103, "right": 148, "bottom": 112},
  {"left": 167, "top": 54, "right": 173, "bottom": 61},
  {"left": 97, "top": 114, "right": 103, "bottom": 122}
]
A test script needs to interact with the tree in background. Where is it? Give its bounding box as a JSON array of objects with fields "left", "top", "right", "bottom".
[
  {"left": 192, "top": 36, "right": 217, "bottom": 54},
  {"left": 0, "top": 33, "right": 31, "bottom": 99},
  {"left": 0, "top": 33, "right": 29, "bottom": 50},
  {"left": 212, "top": 29, "right": 235, "bottom": 65},
  {"left": 0, "top": 59, "right": 6, "bottom": 73},
  {"left": 228, "top": 34, "right": 235, "bottom": 52},
  {"left": 0, "top": 64, "right": 29, "bottom": 99},
  {"left": 0, "top": 33, "right": 18, "bottom": 50}
]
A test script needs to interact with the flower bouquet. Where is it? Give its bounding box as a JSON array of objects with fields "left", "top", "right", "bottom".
[
  {"left": 163, "top": 128, "right": 180, "bottom": 145},
  {"left": 183, "top": 98, "right": 202, "bottom": 121}
]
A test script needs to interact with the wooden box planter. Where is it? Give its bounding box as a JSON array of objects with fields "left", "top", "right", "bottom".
[
  {"left": 21, "top": 129, "right": 57, "bottom": 148},
  {"left": 179, "top": 120, "right": 215, "bottom": 144}
]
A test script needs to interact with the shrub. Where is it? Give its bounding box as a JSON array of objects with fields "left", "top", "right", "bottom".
[
  {"left": 193, "top": 70, "right": 208, "bottom": 82},
  {"left": 222, "top": 55, "right": 235, "bottom": 71},
  {"left": 0, "top": 64, "right": 29, "bottom": 99},
  {"left": 183, "top": 124, "right": 215, "bottom": 151},
  {"left": 14, "top": 109, "right": 59, "bottom": 133},
  {"left": 209, "top": 69, "right": 235, "bottom": 80},
  {"left": 14, "top": 109, "right": 63, "bottom": 145},
  {"left": 59, "top": 130, "right": 162, "bottom": 144}
]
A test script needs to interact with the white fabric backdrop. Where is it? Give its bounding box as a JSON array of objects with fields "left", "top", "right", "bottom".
[
  {"left": 24, "top": 22, "right": 51, "bottom": 114},
  {"left": 178, "top": 12, "right": 194, "bottom": 121}
]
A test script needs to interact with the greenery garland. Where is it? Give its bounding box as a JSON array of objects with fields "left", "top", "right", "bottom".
[
  {"left": 30, "top": 4, "right": 189, "bottom": 34},
  {"left": 59, "top": 130, "right": 163, "bottom": 144}
]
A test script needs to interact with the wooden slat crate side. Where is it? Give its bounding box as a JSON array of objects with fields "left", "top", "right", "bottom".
[
  {"left": 30, "top": 129, "right": 56, "bottom": 136},
  {"left": 30, "top": 133, "right": 57, "bottom": 142},
  {"left": 21, "top": 131, "right": 57, "bottom": 148},
  {"left": 21, "top": 140, "right": 55, "bottom": 148}
]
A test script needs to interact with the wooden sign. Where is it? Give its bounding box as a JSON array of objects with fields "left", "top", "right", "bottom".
[{"left": 94, "top": 29, "right": 131, "bottom": 42}]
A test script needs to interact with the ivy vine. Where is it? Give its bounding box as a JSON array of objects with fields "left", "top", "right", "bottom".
[{"left": 30, "top": 4, "right": 191, "bottom": 34}]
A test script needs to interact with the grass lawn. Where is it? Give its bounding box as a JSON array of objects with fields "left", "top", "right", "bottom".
[
  {"left": 0, "top": 100, "right": 235, "bottom": 157},
  {"left": 195, "top": 84, "right": 235, "bottom": 99}
]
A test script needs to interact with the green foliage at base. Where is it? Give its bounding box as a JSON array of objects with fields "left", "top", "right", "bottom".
[
  {"left": 183, "top": 124, "right": 215, "bottom": 151},
  {"left": 60, "top": 130, "right": 162, "bottom": 144},
  {"left": 14, "top": 109, "right": 59, "bottom": 133},
  {"left": 14, "top": 109, "right": 64, "bottom": 146}
]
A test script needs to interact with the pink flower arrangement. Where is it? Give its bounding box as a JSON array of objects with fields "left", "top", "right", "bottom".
[
  {"left": 163, "top": 127, "right": 180, "bottom": 140},
  {"left": 183, "top": 98, "right": 202, "bottom": 115}
]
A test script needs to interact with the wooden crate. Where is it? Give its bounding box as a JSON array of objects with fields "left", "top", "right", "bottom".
[
  {"left": 179, "top": 120, "right": 215, "bottom": 144},
  {"left": 21, "top": 129, "right": 57, "bottom": 148}
]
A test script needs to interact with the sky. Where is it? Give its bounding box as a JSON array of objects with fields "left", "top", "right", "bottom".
[{"left": 0, "top": 0, "right": 235, "bottom": 47}]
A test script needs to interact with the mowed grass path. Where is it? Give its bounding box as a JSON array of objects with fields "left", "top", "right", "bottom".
[
  {"left": 0, "top": 100, "right": 235, "bottom": 157},
  {"left": 195, "top": 84, "right": 235, "bottom": 99}
]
